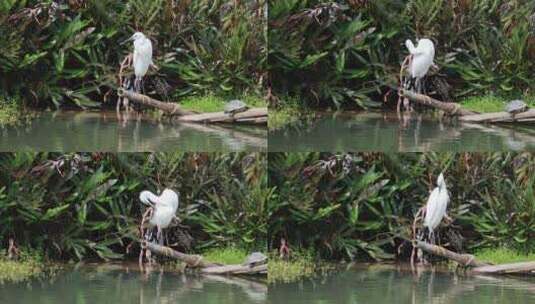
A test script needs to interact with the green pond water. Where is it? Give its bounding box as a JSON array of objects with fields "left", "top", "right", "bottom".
[
  {"left": 268, "top": 265, "right": 535, "bottom": 304},
  {"left": 0, "top": 264, "right": 267, "bottom": 304},
  {"left": 269, "top": 112, "right": 535, "bottom": 152},
  {"left": 0, "top": 111, "right": 266, "bottom": 151}
]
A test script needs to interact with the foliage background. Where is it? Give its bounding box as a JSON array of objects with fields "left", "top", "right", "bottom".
[
  {"left": 0, "top": 152, "right": 269, "bottom": 260},
  {"left": 269, "top": 0, "right": 535, "bottom": 109},
  {"left": 269, "top": 152, "right": 535, "bottom": 261},
  {"left": 0, "top": 0, "right": 266, "bottom": 109}
]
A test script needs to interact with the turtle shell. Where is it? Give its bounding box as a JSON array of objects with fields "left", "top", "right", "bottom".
[
  {"left": 243, "top": 252, "right": 267, "bottom": 266},
  {"left": 224, "top": 99, "right": 249, "bottom": 114},
  {"left": 505, "top": 100, "right": 528, "bottom": 114}
]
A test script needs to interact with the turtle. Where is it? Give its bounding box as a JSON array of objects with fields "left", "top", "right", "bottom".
[
  {"left": 505, "top": 99, "right": 528, "bottom": 115},
  {"left": 224, "top": 99, "right": 249, "bottom": 116},
  {"left": 242, "top": 252, "right": 267, "bottom": 267}
]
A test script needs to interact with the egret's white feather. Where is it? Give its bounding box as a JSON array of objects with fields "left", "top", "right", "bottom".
[
  {"left": 131, "top": 32, "right": 153, "bottom": 79},
  {"left": 424, "top": 187, "right": 440, "bottom": 229},
  {"left": 423, "top": 173, "right": 449, "bottom": 233},
  {"left": 406, "top": 38, "right": 435, "bottom": 79},
  {"left": 139, "top": 188, "right": 178, "bottom": 229}
]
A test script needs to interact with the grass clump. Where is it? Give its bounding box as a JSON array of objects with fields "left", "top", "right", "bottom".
[
  {"left": 268, "top": 251, "right": 321, "bottom": 284},
  {"left": 203, "top": 247, "right": 249, "bottom": 265},
  {"left": 179, "top": 94, "right": 266, "bottom": 113},
  {"left": 460, "top": 95, "right": 535, "bottom": 113},
  {"left": 269, "top": 96, "right": 311, "bottom": 131},
  {"left": 475, "top": 248, "right": 535, "bottom": 265},
  {"left": 0, "top": 250, "right": 46, "bottom": 284},
  {"left": 0, "top": 96, "right": 24, "bottom": 126}
]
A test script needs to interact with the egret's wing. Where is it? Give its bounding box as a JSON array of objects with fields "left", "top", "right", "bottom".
[
  {"left": 424, "top": 187, "right": 440, "bottom": 228},
  {"left": 437, "top": 190, "right": 450, "bottom": 219},
  {"left": 133, "top": 39, "right": 152, "bottom": 66},
  {"left": 133, "top": 47, "right": 142, "bottom": 67}
]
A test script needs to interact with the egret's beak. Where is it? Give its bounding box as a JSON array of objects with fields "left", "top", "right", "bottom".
[{"left": 120, "top": 36, "right": 134, "bottom": 45}]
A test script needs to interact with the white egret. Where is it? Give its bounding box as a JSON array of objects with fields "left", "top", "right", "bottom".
[
  {"left": 139, "top": 188, "right": 179, "bottom": 245},
  {"left": 123, "top": 32, "right": 153, "bottom": 93},
  {"left": 423, "top": 173, "right": 449, "bottom": 244},
  {"left": 405, "top": 38, "right": 435, "bottom": 94}
]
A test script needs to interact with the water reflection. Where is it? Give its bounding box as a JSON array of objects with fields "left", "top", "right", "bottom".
[
  {"left": 0, "top": 111, "right": 266, "bottom": 151},
  {"left": 0, "top": 264, "right": 267, "bottom": 304},
  {"left": 267, "top": 264, "right": 535, "bottom": 304},
  {"left": 269, "top": 112, "right": 535, "bottom": 152}
]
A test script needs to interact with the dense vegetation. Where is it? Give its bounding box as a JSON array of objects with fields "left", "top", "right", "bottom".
[
  {"left": 0, "top": 0, "right": 266, "bottom": 109},
  {"left": 0, "top": 153, "right": 269, "bottom": 261},
  {"left": 268, "top": 153, "right": 535, "bottom": 261},
  {"left": 269, "top": 0, "right": 535, "bottom": 110}
]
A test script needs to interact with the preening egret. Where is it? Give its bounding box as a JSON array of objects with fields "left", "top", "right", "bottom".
[
  {"left": 405, "top": 38, "right": 435, "bottom": 94},
  {"left": 123, "top": 32, "right": 153, "bottom": 93},
  {"left": 423, "top": 173, "right": 449, "bottom": 244},
  {"left": 140, "top": 188, "right": 179, "bottom": 245}
]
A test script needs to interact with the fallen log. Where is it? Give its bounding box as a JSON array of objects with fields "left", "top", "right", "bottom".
[
  {"left": 400, "top": 90, "right": 478, "bottom": 116},
  {"left": 472, "top": 262, "right": 535, "bottom": 275},
  {"left": 119, "top": 89, "right": 196, "bottom": 116},
  {"left": 459, "top": 109, "right": 535, "bottom": 123},
  {"left": 119, "top": 89, "right": 267, "bottom": 125},
  {"left": 399, "top": 90, "right": 470, "bottom": 114},
  {"left": 145, "top": 242, "right": 219, "bottom": 268},
  {"left": 401, "top": 90, "right": 535, "bottom": 124},
  {"left": 201, "top": 263, "right": 267, "bottom": 275},
  {"left": 414, "top": 241, "right": 489, "bottom": 267},
  {"left": 145, "top": 242, "right": 267, "bottom": 276}
]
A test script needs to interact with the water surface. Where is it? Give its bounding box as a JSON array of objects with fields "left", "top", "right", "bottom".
[
  {"left": 269, "top": 112, "right": 535, "bottom": 151},
  {"left": 0, "top": 111, "right": 266, "bottom": 151},
  {"left": 0, "top": 264, "right": 267, "bottom": 304},
  {"left": 268, "top": 264, "right": 535, "bottom": 304}
]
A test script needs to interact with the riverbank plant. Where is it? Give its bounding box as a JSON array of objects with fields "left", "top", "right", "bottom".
[
  {"left": 0, "top": 153, "right": 269, "bottom": 261},
  {"left": 460, "top": 94, "right": 535, "bottom": 113},
  {"left": 0, "top": 95, "right": 36, "bottom": 126},
  {"left": 267, "top": 250, "right": 322, "bottom": 284},
  {"left": 475, "top": 248, "right": 535, "bottom": 265},
  {"left": 269, "top": 0, "right": 535, "bottom": 110},
  {"left": 0, "top": 249, "right": 46, "bottom": 283},
  {"left": 268, "top": 96, "right": 314, "bottom": 131}
]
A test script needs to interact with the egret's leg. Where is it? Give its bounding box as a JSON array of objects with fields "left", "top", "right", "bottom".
[
  {"left": 134, "top": 77, "right": 141, "bottom": 93},
  {"left": 157, "top": 227, "right": 163, "bottom": 246},
  {"left": 415, "top": 78, "right": 422, "bottom": 94},
  {"left": 140, "top": 77, "right": 145, "bottom": 95},
  {"left": 163, "top": 231, "right": 168, "bottom": 247}
]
